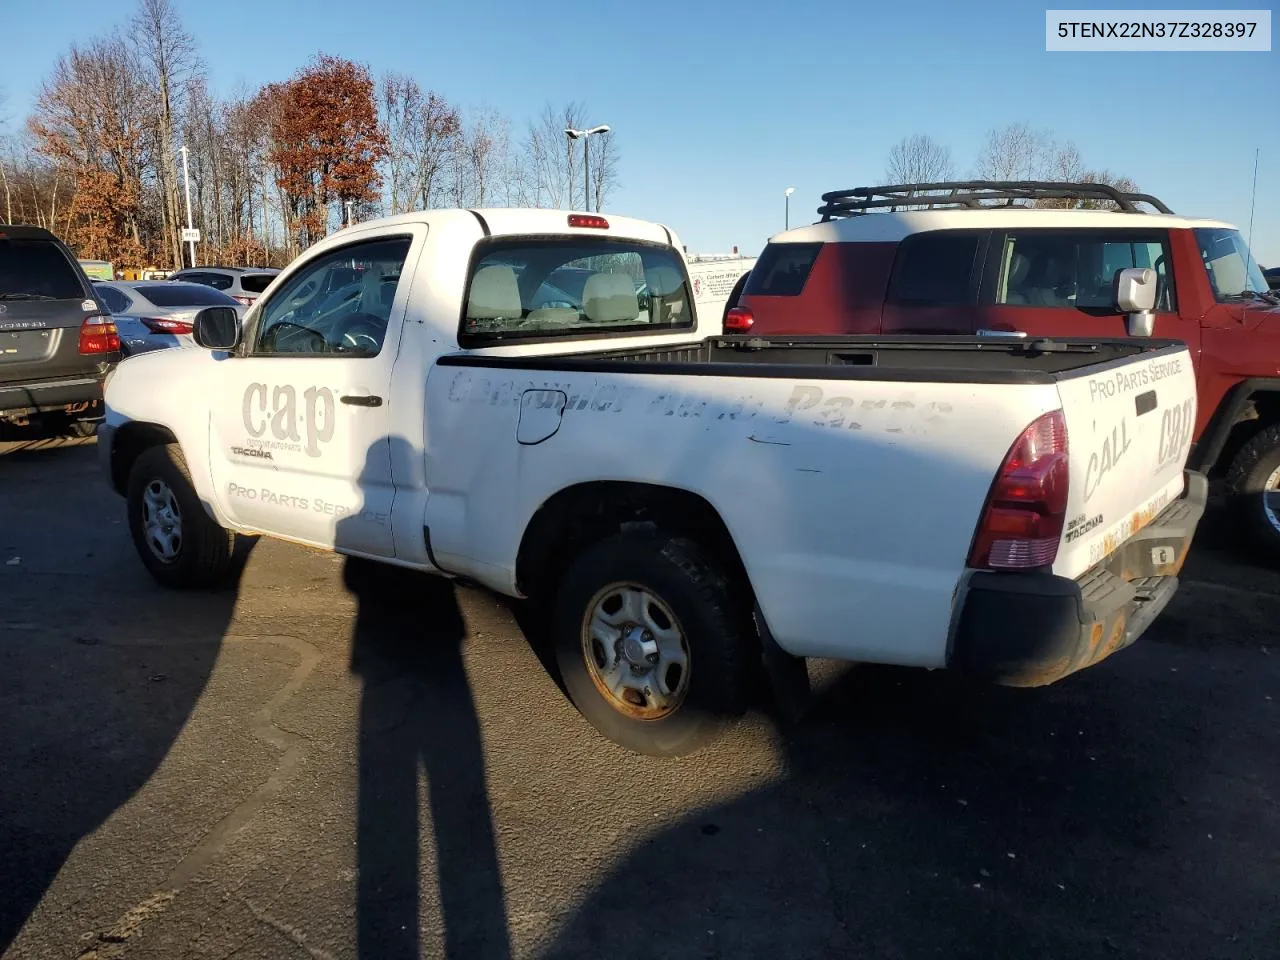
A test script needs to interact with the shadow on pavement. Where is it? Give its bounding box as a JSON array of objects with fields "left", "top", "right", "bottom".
[
  {"left": 342, "top": 437, "right": 512, "bottom": 960},
  {"left": 346, "top": 560, "right": 514, "bottom": 960},
  {"left": 0, "top": 441, "right": 251, "bottom": 953},
  {"left": 542, "top": 656, "right": 1278, "bottom": 960}
]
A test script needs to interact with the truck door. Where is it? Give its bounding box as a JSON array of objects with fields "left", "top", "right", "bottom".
[
  {"left": 973, "top": 228, "right": 1201, "bottom": 354},
  {"left": 206, "top": 231, "right": 423, "bottom": 557}
]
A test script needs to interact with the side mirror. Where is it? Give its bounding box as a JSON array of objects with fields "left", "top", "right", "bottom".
[
  {"left": 193, "top": 307, "right": 241, "bottom": 350},
  {"left": 1115, "top": 267, "right": 1157, "bottom": 337}
]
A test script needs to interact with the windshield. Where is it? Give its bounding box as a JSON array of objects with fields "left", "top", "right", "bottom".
[
  {"left": 135, "top": 283, "right": 240, "bottom": 307},
  {"left": 1195, "top": 228, "right": 1270, "bottom": 301}
]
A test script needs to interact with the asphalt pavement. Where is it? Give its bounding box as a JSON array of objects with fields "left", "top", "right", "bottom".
[{"left": 1, "top": 436, "right": 1277, "bottom": 960}]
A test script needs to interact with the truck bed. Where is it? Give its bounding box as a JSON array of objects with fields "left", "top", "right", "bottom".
[{"left": 441, "top": 335, "right": 1183, "bottom": 383}]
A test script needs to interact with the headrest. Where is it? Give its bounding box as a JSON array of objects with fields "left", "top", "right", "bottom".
[
  {"left": 644, "top": 265, "right": 684, "bottom": 297},
  {"left": 467, "top": 265, "right": 523, "bottom": 320},
  {"left": 1009, "top": 252, "right": 1031, "bottom": 285},
  {"left": 583, "top": 272, "right": 638, "bottom": 323}
]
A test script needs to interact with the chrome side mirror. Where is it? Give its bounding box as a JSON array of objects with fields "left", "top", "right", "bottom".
[{"left": 1115, "top": 267, "right": 1157, "bottom": 337}]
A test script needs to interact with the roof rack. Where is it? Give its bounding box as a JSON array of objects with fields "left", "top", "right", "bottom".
[{"left": 816, "top": 181, "right": 1174, "bottom": 220}]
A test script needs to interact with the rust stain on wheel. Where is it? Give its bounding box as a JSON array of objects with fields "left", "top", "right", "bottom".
[{"left": 580, "top": 581, "right": 692, "bottom": 721}]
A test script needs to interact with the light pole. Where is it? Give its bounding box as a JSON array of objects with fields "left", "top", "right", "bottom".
[
  {"left": 565, "top": 124, "right": 610, "bottom": 212},
  {"left": 345, "top": 199, "right": 354, "bottom": 228},
  {"left": 179, "top": 145, "right": 196, "bottom": 268},
  {"left": 785, "top": 186, "right": 795, "bottom": 230}
]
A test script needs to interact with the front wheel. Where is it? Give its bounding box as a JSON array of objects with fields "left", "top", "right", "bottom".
[
  {"left": 1225, "top": 424, "right": 1280, "bottom": 565},
  {"left": 553, "top": 530, "right": 751, "bottom": 757},
  {"left": 127, "top": 443, "right": 236, "bottom": 588}
]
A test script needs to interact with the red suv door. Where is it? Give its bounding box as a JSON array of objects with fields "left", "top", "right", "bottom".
[{"left": 971, "top": 227, "right": 1202, "bottom": 354}]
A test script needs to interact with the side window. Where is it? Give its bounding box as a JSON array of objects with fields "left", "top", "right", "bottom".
[
  {"left": 97, "top": 286, "right": 132, "bottom": 313},
  {"left": 989, "top": 231, "right": 1173, "bottom": 312},
  {"left": 461, "top": 239, "right": 692, "bottom": 344},
  {"left": 177, "top": 272, "right": 210, "bottom": 287},
  {"left": 886, "top": 231, "right": 980, "bottom": 305},
  {"left": 252, "top": 237, "right": 412, "bottom": 357},
  {"left": 743, "top": 242, "right": 822, "bottom": 297},
  {"left": 204, "top": 273, "right": 234, "bottom": 290}
]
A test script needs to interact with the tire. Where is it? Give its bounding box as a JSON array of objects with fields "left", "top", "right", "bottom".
[
  {"left": 553, "top": 530, "right": 751, "bottom": 757},
  {"left": 1224, "top": 423, "right": 1280, "bottom": 564},
  {"left": 127, "top": 443, "right": 236, "bottom": 588}
]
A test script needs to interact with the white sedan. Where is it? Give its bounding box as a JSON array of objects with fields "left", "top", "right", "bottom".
[{"left": 92, "top": 281, "right": 247, "bottom": 356}]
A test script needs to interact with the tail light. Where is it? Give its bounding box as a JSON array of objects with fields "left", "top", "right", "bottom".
[
  {"left": 141, "top": 317, "right": 194, "bottom": 335},
  {"left": 232, "top": 295, "right": 253, "bottom": 306},
  {"left": 78, "top": 314, "right": 121, "bottom": 354},
  {"left": 567, "top": 214, "right": 609, "bottom": 229},
  {"left": 967, "top": 410, "right": 1069, "bottom": 570},
  {"left": 725, "top": 307, "right": 754, "bottom": 332}
]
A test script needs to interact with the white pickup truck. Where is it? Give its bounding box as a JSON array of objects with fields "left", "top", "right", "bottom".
[{"left": 99, "top": 207, "right": 1207, "bottom": 756}]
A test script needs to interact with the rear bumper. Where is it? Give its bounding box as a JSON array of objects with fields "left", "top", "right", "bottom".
[
  {"left": 0, "top": 372, "right": 111, "bottom": 420},
  {"left": 948, "top": 469, "right": 1208, "bottom": 687}
]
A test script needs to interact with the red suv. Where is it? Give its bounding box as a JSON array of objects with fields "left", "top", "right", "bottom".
[{"left": 730, "top": 181, "right": 1280, "bottom": 561}]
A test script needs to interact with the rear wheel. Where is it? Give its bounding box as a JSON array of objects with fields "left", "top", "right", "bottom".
[
  {"left": 553, "top": 530, "right": 751, "bottom": 757},
  {"left": 1224, "top": 423, "right": 1280, "bottom": 564},
  {"left": 127, "top": 443, "right": 236, "bottom": 588}
]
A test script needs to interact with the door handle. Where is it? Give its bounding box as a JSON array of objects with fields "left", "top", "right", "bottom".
[
  {"left": 976, "top": 328, "right": 1029, "bottom": 338},
  {"left": 340, "top": 394, "right": 383, "bottom": 407}
]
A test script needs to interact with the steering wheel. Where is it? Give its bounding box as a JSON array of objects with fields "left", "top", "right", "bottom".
[{"left": 333, "top": 312, "right": 386, "bottom": 354}]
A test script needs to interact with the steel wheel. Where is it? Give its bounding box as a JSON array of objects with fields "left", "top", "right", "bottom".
[
  {"left": 141, "top": 477, "right": 183, "bottom": 563},
  {"left": 1264, "top": 465, "right": 1280, "bottom": 534},
  {"left": 581, "top": 582, "right": 691, "bottom": 720}
]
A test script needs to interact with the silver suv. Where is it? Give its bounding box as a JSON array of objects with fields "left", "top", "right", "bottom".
[{"left": 167, "top": 266, "right": 280, "bottom": 306}]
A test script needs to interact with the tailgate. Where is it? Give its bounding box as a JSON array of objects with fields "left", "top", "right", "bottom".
[
  {"left": 0, "top": 299, "right": 95, "bottom": 383},
  {"left": 1053, "top": 344, "right": 1196, "bottom": 580}
]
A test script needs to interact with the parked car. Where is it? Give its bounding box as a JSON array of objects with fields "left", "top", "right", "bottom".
[
  {"left": 730, "top": 180, "right": 1280, "bottom": 561},
  {"left": 99, "top": 207, "right": 1205, "bottom": 757},
  {"left": 0, "top": 225, "right": 120, "bottom": 436},
  {"left": 167, "top": 266, "right": 281, "bottom": 306},
  {"left": 1265, "top": 266, "right": 1280, "bottom": 292},
  {"left": 92, "top": 280, "right": 246, "bottom": 355}
]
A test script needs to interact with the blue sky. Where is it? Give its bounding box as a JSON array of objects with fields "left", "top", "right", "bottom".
[{"left": 4, "top": 0, "right": 1277, "bottom": 262}]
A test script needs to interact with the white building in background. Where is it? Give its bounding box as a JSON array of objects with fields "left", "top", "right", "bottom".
[{"left": 681, "top": 248, "right": 757, "bottom": 327}]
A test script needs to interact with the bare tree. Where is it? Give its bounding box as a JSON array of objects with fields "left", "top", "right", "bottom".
[
  {"left": 460, "top": 108, "right": 507, "bottom": 207},
  {"left": 379, "top": 71, "right": 417, "bottom": 215},
  {"left": 1078, "top": 169, "right": 1140, "bottom": 209},
  {"left": 0, "top": 90, "right": 11, "bottom": 223},
  {"left": 884, "top": 134, "right": 954, "bottom": 184},
  {"left": 588, "top": 129, "right": 619, "bottom": 211},
  {"left": 973, "top": 122, "right": 1054, "bottom": 181},
  {"left": 379, "top": 72, "right": 459, "bottom": 213},
  {"left": 133, "top": 0, "right": 201, "bottom": 269},
  {"left": 522, "top": 101, "right": 589, "bottom": 209}
]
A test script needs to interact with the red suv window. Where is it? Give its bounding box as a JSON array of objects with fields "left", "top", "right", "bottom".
[
  {"left": 886, "top": 231, "right": 982, "bottom": 305},
  {"left": 743, "top": 243, "right": 822, "bottom": 297}
]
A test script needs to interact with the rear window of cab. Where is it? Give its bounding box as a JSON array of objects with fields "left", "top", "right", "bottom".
[{"left": 460, "top": 238, "right": 693, "bottom": 345}]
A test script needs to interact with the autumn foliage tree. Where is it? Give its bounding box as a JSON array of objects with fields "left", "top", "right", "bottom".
[
  {"left": 268, "top": 55, "right": 386, "bottom": 251},
  {"left": 2, "top": 2, "right": 625, "bottom": 267},
  {"left": 28, "top": 37, "right": 152, "bottom": 262}
]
